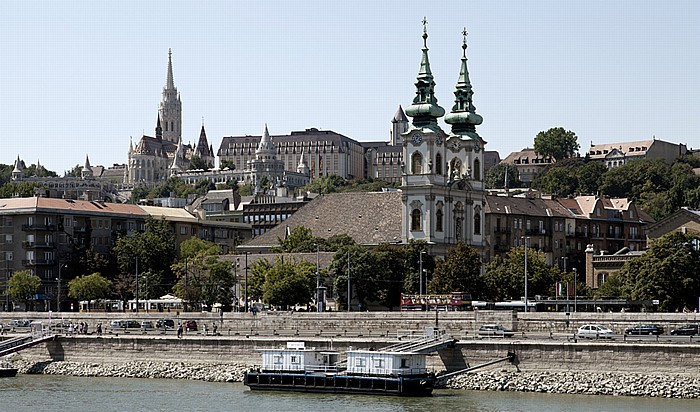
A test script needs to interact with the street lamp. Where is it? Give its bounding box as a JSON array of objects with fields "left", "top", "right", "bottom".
[
  {"left": 419, "top": 251, "right": 425, "bottom": 296},
  {"left": 573, "top": 268, "right": 578, "bottom": 313},
  {"left": 521, "top": 236, "right": 530, "bottom": 313},
  {"left": 232, "top": 258, "right": 240, "bottom": 311},
  {"left": 244, "top": 252, "right": 249, "bottom": 312},
  {"left": 56, "top": 263, "right": 67, "bottom": 312},
  {"left": 315, "top": 243, "right": 322, "bottom": 312},
  {"left": 347, "top": 250, "right": 351, "bottom": 312}
]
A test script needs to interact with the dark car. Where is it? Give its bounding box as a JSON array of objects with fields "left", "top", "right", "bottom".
[
  {"left": 624, "top": 324, "right": 664, "bottom": 335},
  {"left": 477, "top": 324, "right": 514, "bottom": 337},
  {"left": 156, "top": 319, "right": 175, "bottom": 329},
  {"left": 184, "top": 320, "right": 198, "bottom": 332},
  {"left": 671, "top": 324, "right": 699, "bottom": 336}
]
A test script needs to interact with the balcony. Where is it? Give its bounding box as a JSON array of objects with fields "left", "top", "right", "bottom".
[
  {"left": 22, "top": 241, "right": 56, "bottom": 249},
  {"left": 21, "top": 223, "right": 57, "bottom": 231},
  {"left": 22, "top": 259, "right": 56, "bottom": 266}
]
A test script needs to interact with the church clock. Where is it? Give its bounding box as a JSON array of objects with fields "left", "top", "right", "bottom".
[{"left": 411, "top": 133, "right": 423, "bottom": 145}]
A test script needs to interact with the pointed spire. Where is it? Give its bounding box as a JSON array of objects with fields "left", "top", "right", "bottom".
[
  {"left": 155, "top": 114, "right": 163, "bottom": 140},
  {"left": 257, "top": 124, "right": 274, "bottom": 155},
  {"left": 445, "top": 27, "right": 483, "bottom": 134},
  {"left": 196, "top": 123, "right": 211, "bottom": 157},
  {"left": 166, "top": 48, "right": 175, "bottom": 90},
  {"left": 392, "top": 105, "right": 408, "bottom": 123},
  {"left": 129, "top": 137, "right": 134, "bottom": 154},
  {"left": 83, "top": 155, "right": 92, "bottom": 171},
  {"left": 81, "top": 155, "right": 94, "bottom": 180},
  {"left": 12, "top": 155, "right": 23, "bottom": 173},
  {"left": 405, "top": 17, "right": 445, "bottom": 128}
]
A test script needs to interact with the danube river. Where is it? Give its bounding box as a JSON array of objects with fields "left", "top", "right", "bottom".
[{"left": 1, "top": 375, "right": 698, "bottom": 412}]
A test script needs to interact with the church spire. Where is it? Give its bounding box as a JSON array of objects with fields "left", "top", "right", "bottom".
[
  {"left": 155, "top": 114, "right": 163, "bottom": 140},
  {"left": 445, "top": 28, "right": 483, "bottom": 135},
  {"left": 166, "top": 48, "right": 175, "bottom": 90},
  {"left": 405, "top": 17, "right": 445, "bottom": 128},
  {"left": 256, "top": 124, "right": 274, "bottom": 156}
]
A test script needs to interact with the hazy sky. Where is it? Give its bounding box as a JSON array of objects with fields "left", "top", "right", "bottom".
[{"left": 1, "top": 1, "right": 698, "bottom": 174}]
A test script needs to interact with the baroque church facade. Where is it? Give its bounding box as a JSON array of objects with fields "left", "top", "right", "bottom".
[
  {"left": 401, "top": 24, "right": 486, "bottom": 255},
  {"left": 126, "top": 50, "right": 215, "bottom": 184}
]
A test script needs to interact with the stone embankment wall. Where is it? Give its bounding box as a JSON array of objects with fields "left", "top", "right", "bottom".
[{"left": 12, "top": 334, "right": 700, "bottom": 375}]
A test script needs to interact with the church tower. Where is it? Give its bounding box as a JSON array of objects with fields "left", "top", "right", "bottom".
[
  {"left": 401, "top": 22, "right": 485, "bottom": 255},
  {"left": 159, "top": 49, "right": 182, "bottom": 144}
]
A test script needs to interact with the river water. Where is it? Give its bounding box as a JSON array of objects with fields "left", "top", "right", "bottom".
[{"left": 1, "top": 375, "right": 697, "bottom": 412}]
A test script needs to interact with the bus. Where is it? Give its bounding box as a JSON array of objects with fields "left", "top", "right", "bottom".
[
  {"left": 79, "top": 297, "right": 187, "bottom": 313},
  {"left": 400, "top": 292, "right": 473, "bottom": 311}
]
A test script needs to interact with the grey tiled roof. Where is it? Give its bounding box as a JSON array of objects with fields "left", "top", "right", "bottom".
[
  {"left": 484, "top": 195, "right": 572, "bottom": 218},
  {"left": 243, "top": 191, "right": 403, "bottom": 247}
]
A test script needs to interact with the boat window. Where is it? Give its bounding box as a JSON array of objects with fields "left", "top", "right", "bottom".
[
  {"left": 273, "top": 355, "right": 283, "bottom": 364},
  {"left": 373, "top": 359, "right": 384, "bottom": 368},
  {"left": 401, "top": 359, "right": 409, "bottom": 368},
  {"left": 355, "top": 358, "right": 366, "bottom": 367},
  {"left": 291, "top": 356, "right": 300, "bottom": 364}
]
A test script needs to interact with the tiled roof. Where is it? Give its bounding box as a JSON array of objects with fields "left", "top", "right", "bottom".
[
  {"left": 243, "top": 191, "right": 403, "bottom": 247},
  {"left": 138, "top": 205, "right": 198, "bottom": 222},
  {"left": 0, "top": 197, "right": 146, "bottom": 216},
  {"left": 218, "top": 128, "right": 360, "bottom": 156},
  {"left": 484, "top": 195, "right": 572, "bottom": 218},
  {"left": 587, "top": 140, "right": 654, "bottom": 159},
  {"left": 502, "top": 148, "right": 554, "bottom": 165}
]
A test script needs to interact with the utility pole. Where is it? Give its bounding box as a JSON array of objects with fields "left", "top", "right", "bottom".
[
  {"left": 521, "top": 236, "right": 529, "bottom": 312},
  {"left": 347, "top": 250, "right": 351, "bottom": 312},
  {"left": 244, "top": 252, "right": 249, "bottom": 312},
  {"left": 419, "top": 251, "right": 425, "bottom": 296},
  {"left": 135, "top": 257, "right": 139, "bottom": 313},
  {"left": 315, "top": 244, "right": 322, "bottom": 312}
]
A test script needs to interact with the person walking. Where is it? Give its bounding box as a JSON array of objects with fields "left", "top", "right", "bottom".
[{"left": 177, "top": 323, "right": 183, "bottom": 339}]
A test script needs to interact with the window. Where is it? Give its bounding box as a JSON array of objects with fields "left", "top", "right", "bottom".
[
  {"left": 400, "top": 359, "right": 409, "bottom": 368},
  {"left": 5, "top": 252, "right": 12, "bottom": 261},
  {"left": 273, "top": 355, "right": 283, "bottom": 364},
  {"left": 373, "top": 359, "right": 384, "bottom": 368},
  {"left": 5, "top": 234, "right": 12, "bottom": 244},
  {"left": 411, "top": 209, "right": 422, "bottom": 231},
  {"left": 435, "top": 153, "right": 442, "bottom": 175},
  {"left": 355, "top": 358, "right": 366, "bottom": 367},
  {"left": 474, "top": 210, "right": 481, "bottom": 235},
  {"left": 473, "top": 158, "right": 480, "bottom": 180},
  {"left": 411, "top": 152, "right": 422, "bottom": 174},
  {"left": 436, "top": 209, "right": 443, "bottom": 232},
  {"left": 290, "top": 356, "right": 300, "bottom": 364}
]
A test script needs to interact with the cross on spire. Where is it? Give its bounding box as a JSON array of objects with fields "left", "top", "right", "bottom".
[
  {"left": 421, "top": 17, "right": 429, "bottom": 47},
  {"left": 462, "top": 27, "right": 468, "bottom": 55}
]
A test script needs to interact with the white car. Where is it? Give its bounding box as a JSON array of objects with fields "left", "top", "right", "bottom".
[{"left": 577, "top": 324, "right": 614, "bottom": 339}]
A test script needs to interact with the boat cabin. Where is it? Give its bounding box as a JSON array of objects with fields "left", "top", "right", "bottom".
[
  {"left": 346, "top": 350, "right": 427, "bottom": 377},
  {"left": 258, "top": 342, "right": 339, "bottom": 373}
]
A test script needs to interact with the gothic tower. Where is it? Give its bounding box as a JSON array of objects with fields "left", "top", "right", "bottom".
[
  {"left": 159, "top": 49, "right": 182, "bottom": 144},
  {"left": 401, "top": 21, "right": 485, "bottom": 256}
]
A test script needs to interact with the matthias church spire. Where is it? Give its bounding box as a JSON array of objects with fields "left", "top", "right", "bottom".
[
  {"left": 445, "top": 28, "right": 483, "bottom": 136},
  {"left": 405, "top": 18, "right": 445, "bottom": 128},
  {"left": 159, "top": 48, "right": 182, "bottom": 143}
]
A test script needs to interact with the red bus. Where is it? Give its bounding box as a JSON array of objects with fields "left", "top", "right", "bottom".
[{"left": 400, "top": 292, "right": 473, "bottom": 311}]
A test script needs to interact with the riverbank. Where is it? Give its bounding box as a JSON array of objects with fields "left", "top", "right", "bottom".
[{"left": 7, "top": 358, "right": 700, "bottom": 399}]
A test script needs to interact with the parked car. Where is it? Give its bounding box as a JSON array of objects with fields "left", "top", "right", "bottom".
[
  {"left": 109, "top": 320, "right": 141, "bottom": 330},
  {"left": 670, "top": 324, "right": 699, "bottom": 336},
  {"left": 141, "top": 321, "right": 154, "bottom": 329},
  {"left": 184, "top": 320, "right": 198, "bottom": 332},
  {"left": 577, "top": 324, "right": 614, "bottom": 339},
  {"left": 477, "top": 324, "right": 514, "bottom": 337},
  {"left": 8, "top": 320, "right": 32, "bottom": 327},
  {"left": 156, "top": 319, "right": 175, "bottom": 329},
  {"left": 624, "top": 324, "right": 664, "bottom": 335}
]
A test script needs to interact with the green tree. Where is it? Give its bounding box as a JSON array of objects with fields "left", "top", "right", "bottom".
[
  {"left": 65, "top": 164, "right": 83, "bottom": 178},
  {"left": 273, "top": 225, "right": 322, "bottom": 253},
  {"left": 262, "top": 259, "right": 316, "bottom": 309},
  {"left": 484, "top": 163, "right": 522, "bottom": 189},
  {"left": 220, "top": 160, "right": 236, "bottom": 170},
  {"left": 237, "top": 183, "right": 254, "bottom": 196},
  {"left": 7, "top": 270, "right": 41, "bottom": 311},
  {"left": 247, "top": 259, "right": 272, "bottom": 302},
  {"left": 616, "top": 232, "right": 700, "bottom": 311},
  {"left": 483, "top": 246, "right": 559, "bottom": 302},
  {"left": 112, "top": 217, "right": 177, "bottom": 294},
  {"left": 172, "top": 238, "right": 234, "bottom": 311},
  {"left": 429, "top": 243, "right": 483, "bottom": 296},
  {"left": 0, "top": 182, "right": 39, "bottom": 198},
  {"left": 401, "top": 240, "right": 436, "bottom": 295},
  {"left": 0, "top": 163, "right": 13, "bottom": 186},
  {"left": 67, "top": 272, "right": 112, "bottom": 311},
  {"left": 112, "top": 272, "right": 135, "bottom": 311},
  {"left": 533, "top": 127, "right": 580, "bottom": 160},
  {"left": 188, "top": 155, "right": 211, "bottom": 171},
  {"left": 330, "top": 245, "right": 382, "bottom": 309}
]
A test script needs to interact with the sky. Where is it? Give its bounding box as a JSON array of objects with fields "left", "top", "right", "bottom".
[{"left": 1, "top": 1, "right": 699, "bottom": 175}]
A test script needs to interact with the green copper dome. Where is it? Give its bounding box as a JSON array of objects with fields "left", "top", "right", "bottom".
[
  {"left": 405, "top": 20, "right": 445, "bottom": 127},
  {"left": 445, "top": 29, "right": 482, "bottom": 134}
]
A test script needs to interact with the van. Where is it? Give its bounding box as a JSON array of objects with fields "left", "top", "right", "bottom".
[{"left": 109, "top": 320, "right": 141, "bottom": 330}]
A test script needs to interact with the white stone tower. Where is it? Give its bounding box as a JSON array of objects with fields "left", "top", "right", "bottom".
[{"left": 159, "top": 49, "right": 182, "bottom": 144}]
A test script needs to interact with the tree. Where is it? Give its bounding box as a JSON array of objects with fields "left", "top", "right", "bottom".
[
  {"left": 220, "top": 159, "right": 236, "bottom": 170},
  {"left": 533, "top": 127, "right": 580, "bottom": 160},
  {"left": 172, "top": 238, "right": 235, "bottom": 311},
  {"left": 429, "top": 243, "right": 483, "bottom": 296},
  {"left": 7, "top": 270, "right": 41, "bottom": 311},
  {"left": 188, "top": 155, "right": 211, "bottom": 171},
  {"left": 401, "top": 240, "right": 436, "bottom": 295},
  {"left": 237, "top": 183, "right": 254, "bottom": 196},
  {"left": 273, "top": 225, "right": 321, "bottom": 253},
  {"left": 485, "top": 163, "right": 522, "bottom": 189},
  {"left": 616, "top": 232, "right": 700, "bottom": 311},
  {"left": 112, "top": 272, "right": 135, "bottom": 311},
  {"left": 262, "top": 259, "right": 316, "bottom": 309},
  {"left": 112, "top": 217, "right": 177, "bottom": 294},
  {"left": 67, "top": 272, "right": 112, "bottom": 311},
  {"left": 483, "top": 246, "right": 559, "bottom": 302},
  {"left": 247, "top": 259, "right": 272, "bottom": 302}
]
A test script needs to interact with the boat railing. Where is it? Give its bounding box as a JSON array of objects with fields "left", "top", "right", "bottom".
[{"left": 303, "top": 365, "right": 342, "bottom": 373}]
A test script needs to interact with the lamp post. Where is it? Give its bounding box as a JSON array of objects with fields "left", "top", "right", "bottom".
[
  {"left": 521, "top": 236, "right": 529, "bottom": 312},
  {"left": 56, "top": 263, "right": 67, "bottom": 312},
  {"left": 244, "top": 252, "right": 249, "bottom": 312},
  {"left": 315, "top": 243, "right": 322, "bottom": 312},
  {"left": 135, "top": 256, "right": 139, "bottom": 313},
  {"left": 561, "top": 256, "right": 569, "bottom": 312},
  {"left": 232, "top": 258, "right": 240, "bottom": 312},
  {"left": 419, "top": 251, "right": 425, "bottom": 296},
  {"left": 573, "top": 267, "right": 578, "bottom": 312},
  {"left": 347, "top": 250, "right": 351, "bottom": 312}
]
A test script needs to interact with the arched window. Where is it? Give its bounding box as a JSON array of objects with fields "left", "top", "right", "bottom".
[
  {"left": 436, "top": 209, "right": 443, "bottom": 232},
  {"left": 450, "top": 158, "right": 461, "bottom": 180},
  {"left": 171, "top": 121, "right": 174, "bottom": 131},
  {"left": 435, "top": 153, "right": 442, "bottom": 175},
  {"left": 411, "top": 209, "right": 422, "bottom": 231},
  {"left": 474, "top": 208, "right": 481, "bottom": 235},
  {"left": 473, "top": 158, "right": 481, "bottom": 180},
  {"left": 164, "top": 122, "right": 168, "bottom": 131},
  {"left": 411, "top": 152, "right": 422, "bottom": 174}
]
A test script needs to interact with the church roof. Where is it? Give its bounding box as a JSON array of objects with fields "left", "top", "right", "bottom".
[
  {"left": 241, "top": 191, "right": 403, "bottom": 248},
  {"left": 134, "top": 135, "right": 179, "bottom": 157},
  {"left": 218, "top": 128, "right": 358, "bottom": 157}
]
